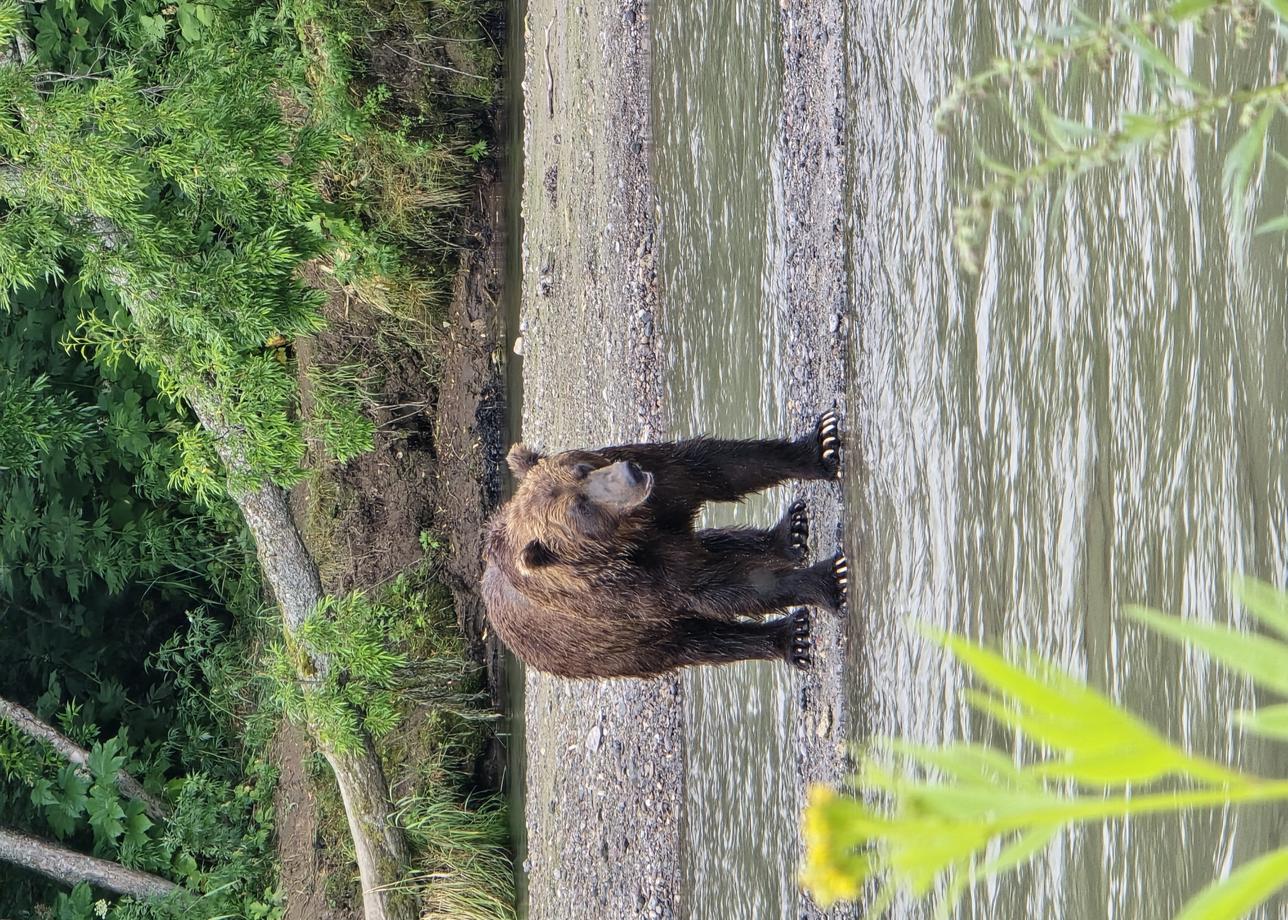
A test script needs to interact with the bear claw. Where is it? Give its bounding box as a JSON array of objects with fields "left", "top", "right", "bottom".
[
  {"left": 816, "top": 409, "right": 843, "bottom": 479},
  {"left": 833, "top": 552, "right": 849, "bottom": 609},
  {"left": 787, "top": 499, "right": 810, "bottom": 560},
  {"left": 786, "top": 608, "right": 812, "bottom": 670}
]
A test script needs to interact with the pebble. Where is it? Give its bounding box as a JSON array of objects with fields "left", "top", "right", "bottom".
[{"left": 815, "top": 704, "right": 834, "bottom": 739}]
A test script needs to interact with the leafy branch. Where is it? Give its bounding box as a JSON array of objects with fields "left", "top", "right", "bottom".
[
  {"left": 0, "top": 696, "right": 169, "bottom": 821},
  {"left": 802, "top": 577, "right": 1288, "bottom": 919},
  {"left": 939, "top": 0, "right": 1288, "bottom": 272}
]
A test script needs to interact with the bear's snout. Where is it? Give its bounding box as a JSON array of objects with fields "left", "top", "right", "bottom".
[{"left": 583, "top": 460, "right": 653, "bottom": 510}]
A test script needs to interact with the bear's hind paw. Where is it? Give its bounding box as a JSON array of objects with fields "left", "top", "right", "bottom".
[{"left": 785, "top": 608, "right": 812, "bottom": 670}]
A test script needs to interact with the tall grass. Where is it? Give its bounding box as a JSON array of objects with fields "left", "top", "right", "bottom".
[
  {"left": 284, "top": 0, "right": 500, "bottom": 319},
  {"left": 396, "top": 781, "right": 515, "bottom": 920}
]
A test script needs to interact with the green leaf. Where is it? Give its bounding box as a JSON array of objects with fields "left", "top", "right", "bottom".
[
  {"left": 137, "top": 12, "right": 167, "bottom": 43},
  {"left": 86, "top": 737, "right": 125, "bottom": 783},
  {"left": 1263, "top": 0, "right": 1288, "bottom": 20},
  {"left": 55, "top": 883, "right": 93, "bottom": 920},
  {"left": 886, "top": 740, "right": 1036, "bottom": 788},
  {"left": 1223, "top": 105, "right": 1276, "bottom": 229},
  {"left": 173, "top": 852, "right": 199, "bottom": 878},
  {"left": 928, "top": 627, "right": 1243, "bottom": 786},
  {"left": 1255, "top": 215, "right": 1288, "bottom": 236},
  {"left": 1236, "top": 704, "right": 1288, "bottom": 740},
  {"left": 1175, "top": 845, "right": 1288, "bottom": 920},
  {"left": 1169, "top": 0, "right": 1221, "bottom": 19},
  {"left": 176, "top": 3, "right": 203, "bottom": 41},
  {"left": 87, "top": 782, "right": 125, "bottom": 845},
  {"left": 54, "top": 762, "right": 90, "bottom": 809},
  {"left": 121, "top": 798, "right": 153, "bottom": 848},
  {"left": 1123, "top": 25, "right": 1207, "bottom": 94},
  {"left": 31, "top": 777, "right": 57, "bottom": 808},
  {"left": 1233, "top": 577, "right": 1288, "bottom": 638},
  {"left": 1033, "top": 95, "right": 1095, "bottom": 152},
  {"left": 1127, "top": 605, "right": 1288, "bottom": 696}
]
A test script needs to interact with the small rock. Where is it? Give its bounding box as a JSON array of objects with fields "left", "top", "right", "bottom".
[
  {"left": 513, "top": 335, "right": 525, "bottom": 356},
  {"left": 586, "top": 723, "right": 602, "bottom": 752},
  {"left": 815, "top": 705, "right": 834, "bottom": 739}
]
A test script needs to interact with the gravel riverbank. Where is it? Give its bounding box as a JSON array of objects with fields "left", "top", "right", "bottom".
[{"left": 517, "top": 0, "right": 857, "bottom": 916}]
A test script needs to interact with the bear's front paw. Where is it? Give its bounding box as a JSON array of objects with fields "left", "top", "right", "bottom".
[
  {"left": 783, "top": 608, "right": 812, "bottom": 670},
  {"left": 816, "top": 409, "right": 843, "bottom": 480},
  {"left": 830, "top": 551, "right": 849, "bottom": 613}
]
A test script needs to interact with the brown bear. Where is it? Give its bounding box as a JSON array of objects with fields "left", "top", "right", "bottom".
[{"left": 482, "top": 411, "right": 849, "bottom": 679}]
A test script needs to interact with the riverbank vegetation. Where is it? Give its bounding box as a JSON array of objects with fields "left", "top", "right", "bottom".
[{"left": 0, "top": 0, "right": 511, "bottom": 917}]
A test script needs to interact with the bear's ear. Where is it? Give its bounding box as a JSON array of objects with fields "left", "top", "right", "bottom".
[
  {"left": 520, "top": 539, "right": 558, "bottom": 570},
  {"left": 507, "top": 443, "right": 543, "bottom": 480}
]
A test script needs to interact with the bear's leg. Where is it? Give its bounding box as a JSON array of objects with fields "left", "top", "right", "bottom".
[
  {"left": 654, "top": 610, "right": 813, "bottom": 671},
  {"left": 600, "top": 410, "right": 843, "bottom": 514},
  {"left": 688, "top": 551, "right": 849, "bottom": 617},
  {"left": 697, "top": 500, "right": 810, "bottom": 564}
]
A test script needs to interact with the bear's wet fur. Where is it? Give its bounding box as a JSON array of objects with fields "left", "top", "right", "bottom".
[{"left": 482, "top": 411, "right": 849, "bottom": 679}]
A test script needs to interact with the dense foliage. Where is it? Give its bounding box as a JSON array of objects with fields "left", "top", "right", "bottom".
[
  {"left": 0, "top": 282, "right": 254, "bottom": 686},
  {"left": 0, "top": 614, "right": 282, "bottom": 920},
  {"left": 1, "top": 0, "right": 504, "bottom": 914}
]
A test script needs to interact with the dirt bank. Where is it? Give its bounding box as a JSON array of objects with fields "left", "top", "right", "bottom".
[
  {"left": 518, "top": 0, "right": 857, "bottom": 917},
  {"left": 272, "top": 169, "right": 511, "bottom": 919}
]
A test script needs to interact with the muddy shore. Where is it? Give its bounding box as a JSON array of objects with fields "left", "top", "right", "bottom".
[{"left": 516, "top": 0, "right": 857, "bottom": 917}]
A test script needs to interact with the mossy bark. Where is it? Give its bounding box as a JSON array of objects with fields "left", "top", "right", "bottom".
[{"left": 191, "top": 402, "right": 415, "bottom": 920}]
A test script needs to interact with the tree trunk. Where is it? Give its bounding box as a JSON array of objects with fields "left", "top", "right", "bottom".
[
  {"left": 188, "top": 404, "right": 413, "bottom": 920},
  {"left": 0, "top": 696, "right": 170, "bottom": 821},
  {"left": 0, "top": 826, "right": 181, "bottom": 900}
]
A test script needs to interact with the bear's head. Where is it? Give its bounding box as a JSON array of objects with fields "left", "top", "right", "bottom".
[{"left": 503, "top": 443, "right": 654, "bottom": 570}]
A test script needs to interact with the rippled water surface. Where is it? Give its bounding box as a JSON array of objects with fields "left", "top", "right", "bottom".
[
  {"left": 654, "top": 0, "right": 1288, "bottom": 916},
  {"left": 654, "top": 0, "right": 796, "bottom": 914}
]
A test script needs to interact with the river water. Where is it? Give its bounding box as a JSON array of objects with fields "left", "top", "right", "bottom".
[{"left": 654, "top": 0, "right": 1288, "bottom": 917}]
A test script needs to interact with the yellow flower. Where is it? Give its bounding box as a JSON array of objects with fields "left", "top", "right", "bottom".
[{"left": 800, "top": 785, "right": 868, "bottom": 907}]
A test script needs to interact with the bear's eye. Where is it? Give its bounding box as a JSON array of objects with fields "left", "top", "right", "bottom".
[{"left": 570, "top": 463, "right": 593, "bottom": 480}]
